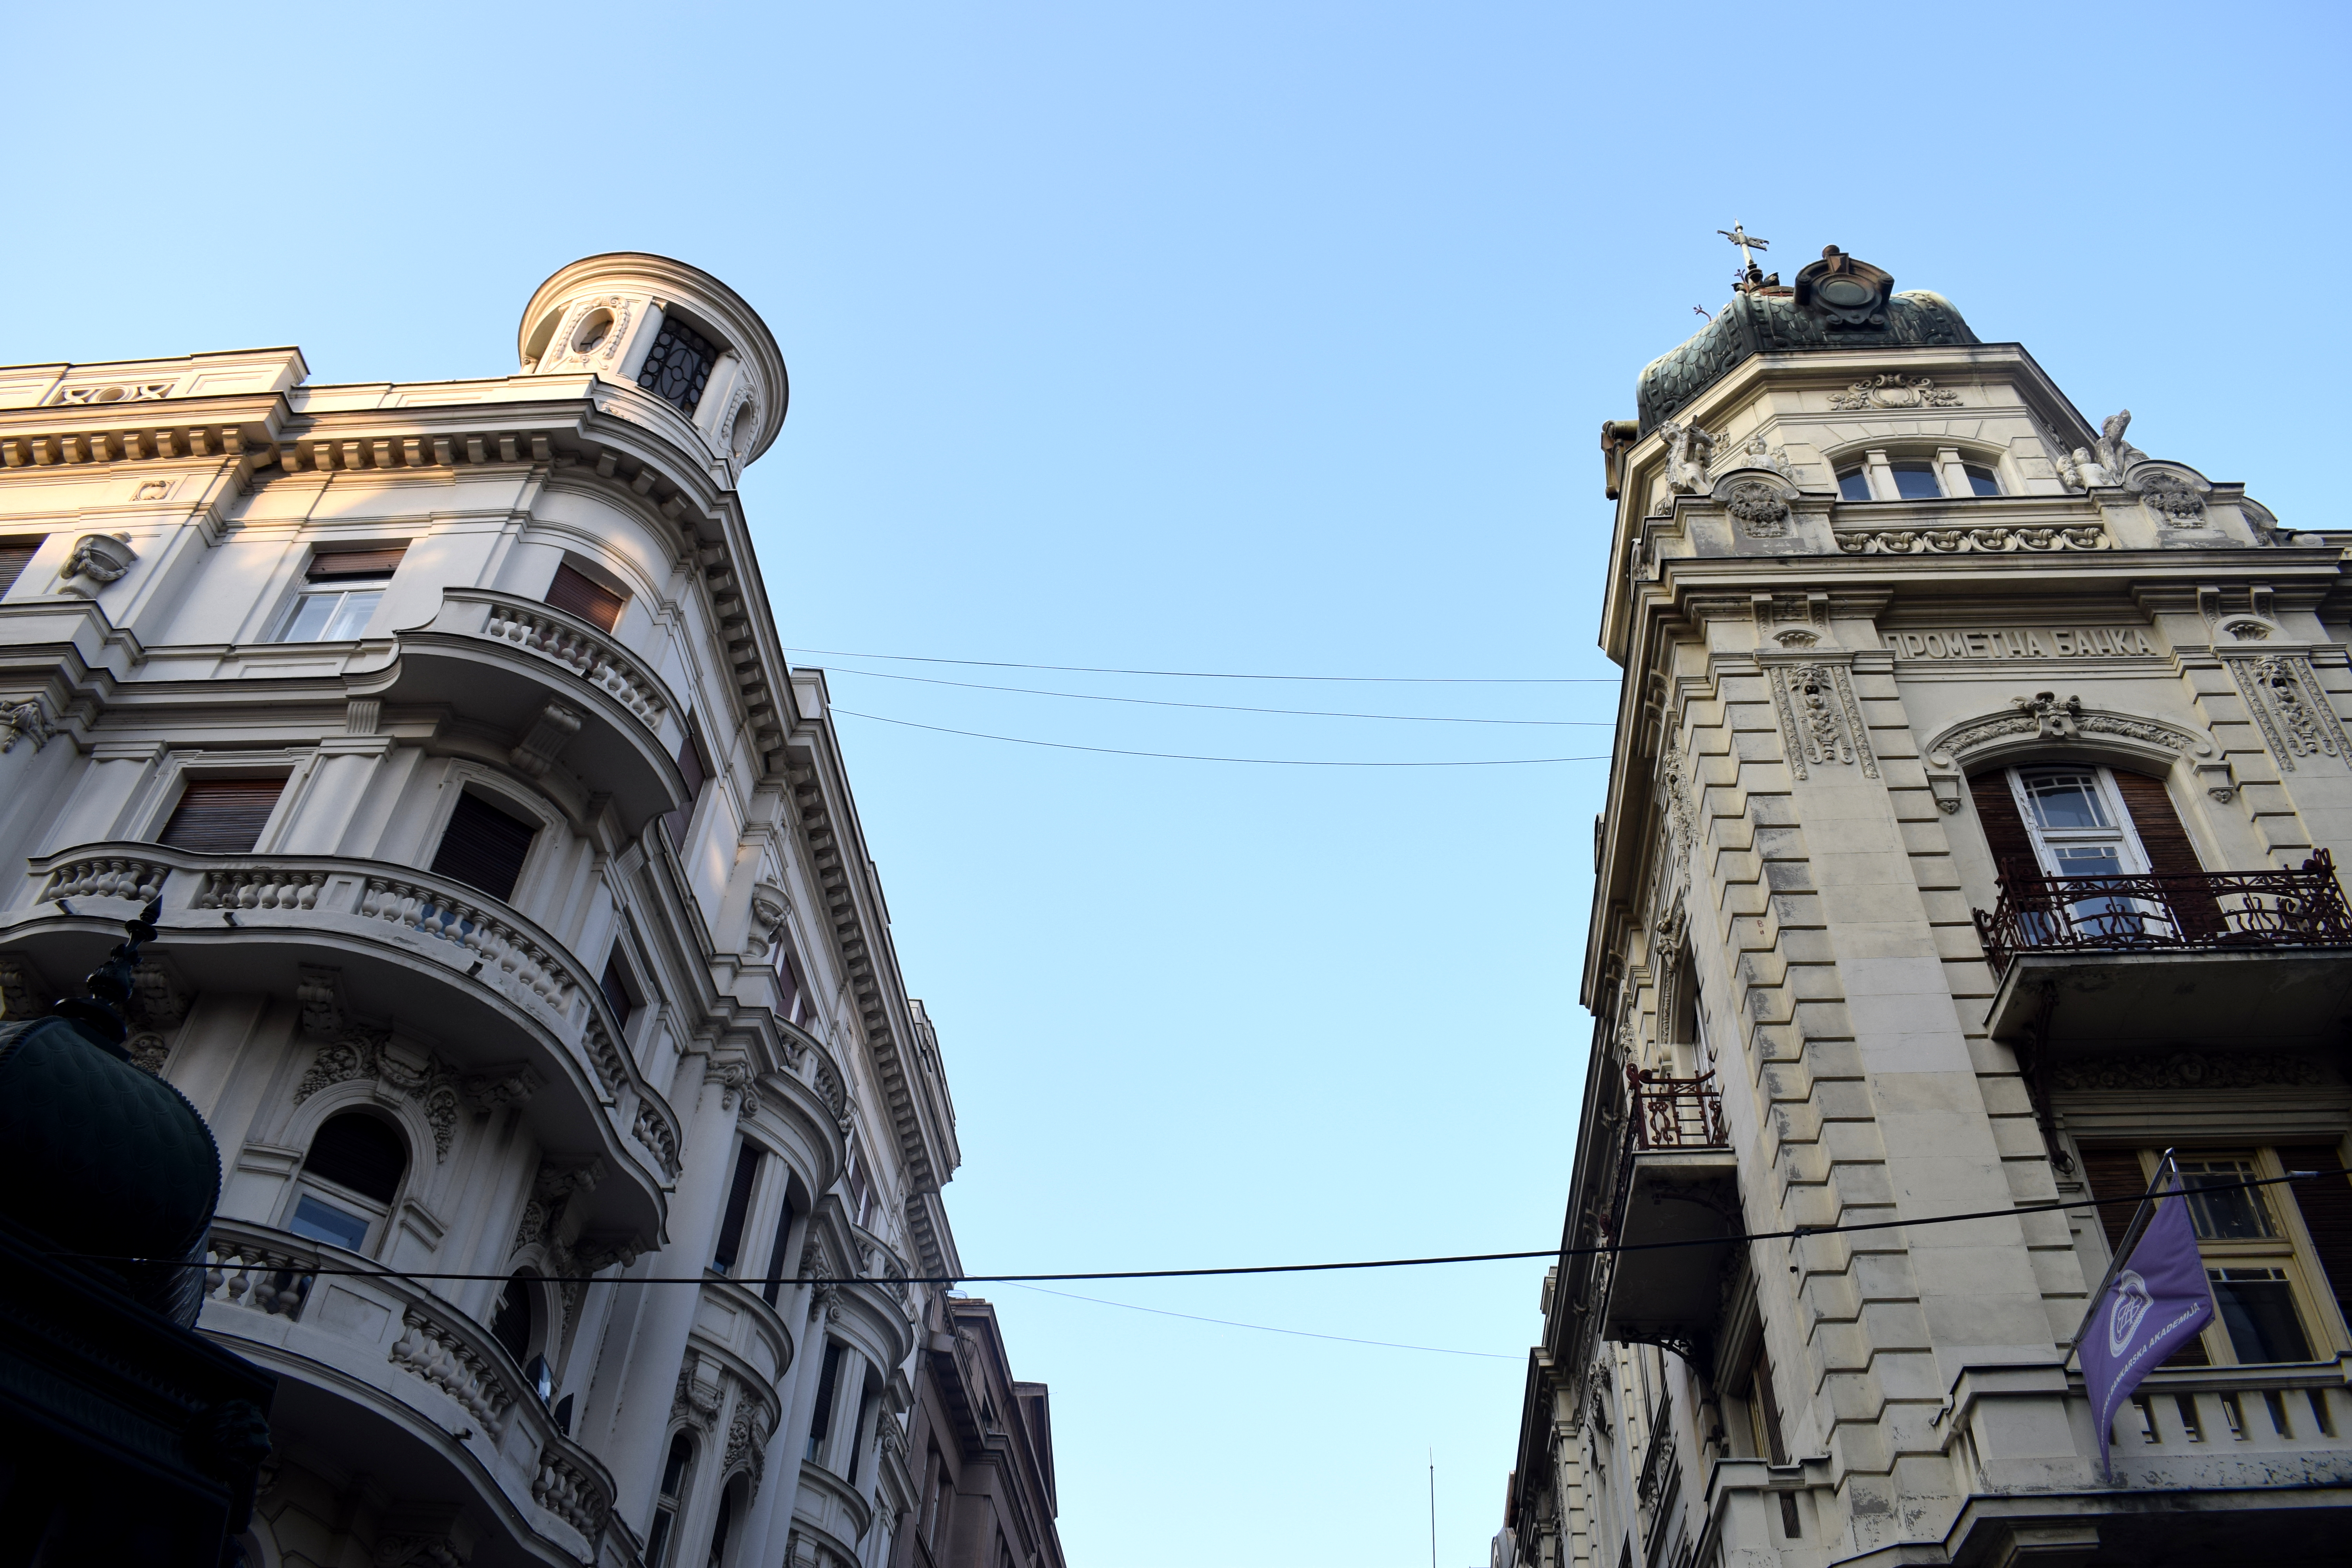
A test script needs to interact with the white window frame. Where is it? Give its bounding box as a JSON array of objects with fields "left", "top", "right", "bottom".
[
  {"left": 271, "top": 580, "right": 387, "bottom": 643},
  {"left": 2007, "top": 764, "right": 2152, "bottom": 880},
  {"left": 281, "top": 1173, "right": 391, "bottom": 1256}
]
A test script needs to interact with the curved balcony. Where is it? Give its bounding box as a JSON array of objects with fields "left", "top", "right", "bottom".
[
  {"left": 381, "top": 590, "right": 688, "bottom": 835},
  {"left": 201, "top": 1218, "right": 635, "bottom": 1568},
  {"left": 691, "top": 1274, "right": 796, "bottom": 1390},
  {"left": 16, "top": 843, "right": 683, "bottom": 1220}
]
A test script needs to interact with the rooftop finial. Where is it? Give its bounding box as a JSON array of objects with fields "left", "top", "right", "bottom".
[{"left": 1717, "top": 222, "right": 1778, "bottom": 293}]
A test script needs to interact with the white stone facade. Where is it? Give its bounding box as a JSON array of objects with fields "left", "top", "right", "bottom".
[
  {"left": 1506, "top": 254, "right": 2352, "bottom": 1566},
  {"left": 0, "top": 255, "right": 978, "bottom": 1568}
]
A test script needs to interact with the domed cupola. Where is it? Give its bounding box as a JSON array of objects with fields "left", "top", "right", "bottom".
[
  {"left": 0, "top": 905, "right": 222, "bottom": 1326},
  {"left": 1635, "top": 245, "right": 1978, "bottom": 435},
  {"left": 516, "top": 253, "right": 789, "bottom": 476}
]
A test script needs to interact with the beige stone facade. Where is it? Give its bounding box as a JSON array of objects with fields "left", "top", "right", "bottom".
[
  {"left": 1502, "top": 249, "right": 2352, "bottom": 1567},
  {"left": 0, "top": 254, "right": 1057, "bottom": 1568}
]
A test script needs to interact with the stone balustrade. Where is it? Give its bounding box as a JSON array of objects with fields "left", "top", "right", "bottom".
[
  {"left": 474, "top": 592, "right": 670, "bottom": 730},
  {"left": 201, "top": 1218, "right": 620, "bottom": 1557},
  {"left": 42, "top": 853, "right": 172, "bottom": 904},
  {"left": 29, "top": 841, "right": 684, "bottom": 1191}
]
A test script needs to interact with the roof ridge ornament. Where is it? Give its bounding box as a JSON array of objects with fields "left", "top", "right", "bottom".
[
  {"left": 1717, "top": 223, "right": 1779, "bottom": 294},
  {"left": 1794, "top": 245, "right": 1895, "bottom": 327}
]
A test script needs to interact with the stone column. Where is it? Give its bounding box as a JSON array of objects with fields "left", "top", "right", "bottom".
[
  {"left": 601, "top": 1055, "right": 739, "bottom": 1530},
  {"left": 743, "top": 1283, "right": 837, "bottom": 1566}
]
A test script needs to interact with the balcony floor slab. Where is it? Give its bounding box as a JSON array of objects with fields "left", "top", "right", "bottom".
[{"left": 1985, "top": 951, "right": 2352, "bottom": 1046}]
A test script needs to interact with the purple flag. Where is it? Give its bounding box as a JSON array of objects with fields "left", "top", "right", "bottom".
[{"left": 2078, "top": 1176, "right": 2216, "bottom": 1476}]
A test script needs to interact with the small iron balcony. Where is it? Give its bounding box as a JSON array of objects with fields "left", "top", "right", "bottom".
[
  {"left": 1974, "top": 853, "right": 2352, "bottom": 1046},
  {"left": 1972, "top": 851, "right": 2352, "bottom": 976},
  {"left": 1599, "top": 1065, "right": 1737, "bottom": 1361}
]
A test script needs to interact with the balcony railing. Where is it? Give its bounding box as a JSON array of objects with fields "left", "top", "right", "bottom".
[
  {"left": 1972, "top": 851, "right": 2352, "bottom": 976},
  {"left": 1627, "top": 1063, "right": 1729, "bottom": 1151},
  {"left": 202, "top": 1219, "right": 621, "bottom": 1559}
]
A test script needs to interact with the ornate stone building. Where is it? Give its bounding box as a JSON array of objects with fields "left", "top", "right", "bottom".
[
  {"left": 1502, "top": 246, "right": 2352, "bottom": 1567},
  {"left": 0, "top": 254, "right": 1059, "bottom": 1568}
]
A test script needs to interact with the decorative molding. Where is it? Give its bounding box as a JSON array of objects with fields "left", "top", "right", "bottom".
[
  {"left": 723, "top": 1400, "right": 771, "bottom": 1498},
  {"left": 61, "top": 531, "right": 136, "bottom": 590},
  {"left": 1922, "top": 694, "right": 2216, "bottom": 773},
  {"left": 811, "top": 1055, "right": 853, "bottom": 1133},
  {"left": 1657, "top": 741, "right": 1697, "bottom": 863},
  {"left": 0, "top": 699, "right": 53, "bottom": 754},
  {"left": 129, "top": 958, "right": 190, "bottom": 1029},
  {"left": 2226, "top": 653, "right": 2349, "bottom": 771},
  {"left": 746, "top": 884, "right": 788, "bottom": 961},
  {"left": 2136, "top": 470, "right": 2207, "bottom": 525},
  {"left": 1711, "top": 431, "right": 1792, "bottom": 482},
  {"left": 1766, "top": 663, "right": 1875, "bottom": 780},
  {"left": 0, "top": 956, "right": 54, "bottom": 1020},
  {"left": 2051, "top": 1052, "right": 2329, "bottom": 1093},
  {"left": 711, "top": 1058, "right": 764, "bottom": 1118},
  {"left": 632, "top": 1100, "right": 681, "bottom": 1178},
  {"left": 1828, "top": 374, "right": 1960, "bottom": 410},
  {"left": 1724, "top": 480, "right": 1789, "bottom": 538},
  {"left": 296, "top": 965, "right": 344, "bottom": 1037},
  {"left": 1836, "top": 524, "right": 2107, "bottom": 555},
  {"left": 126, "top": 1032, "right": 171, "bottom": 1076},
  {"left": 508, "top": 699, "right": 585, "bottom": 779},
  {"left": 294, "top": 1033, "right": 531, "bottom": 1161}
]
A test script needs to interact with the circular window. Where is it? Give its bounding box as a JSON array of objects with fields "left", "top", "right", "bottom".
[
  {"left": 1818, "top": 277, "right": 1874, "bottom": 308},
  {"left": 572, "top": 309, "right": 615, "bottom": 356}
]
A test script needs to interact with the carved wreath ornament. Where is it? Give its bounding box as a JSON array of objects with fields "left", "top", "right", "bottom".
[
  {"left": 1724, "top": 480, "right": 1789, "bottom": 538},
  {"left": 1828, "top": 374, "right": 1961, "bottom": 411},
  {"left": 2137, "top": 471, "right": 2207, "bottom": 525}
]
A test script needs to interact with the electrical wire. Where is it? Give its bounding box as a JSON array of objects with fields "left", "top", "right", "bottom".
[
  {"left": 817, "top": 664, "right": 1609, "bottom": 727},
  {"left": 782, "top": 647, "right": 1618, "bottom": 685},
  {"left": 1003, "top": 1281, "right": 1518, "bottom": 1359},
  {"left": 65, "top": 1166, "right": 2348, "bottom": 1290},
  {"left": 830, "top": 708, "right": 1614, "bottom": 766}
]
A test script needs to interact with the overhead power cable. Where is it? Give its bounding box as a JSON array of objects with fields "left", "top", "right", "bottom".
[
  {"left": 67, "top": 1166, "right": 2347, "bottom": 1289},
  {"left": 829, "top": 708, "right": 1613, "bottom": 766},
  {"left": 783, "top": 646, "right": 1618, "bottom": 684},
  {"left": 820, "top": 664, "right": 1610, "bottom": 726},
  {"left": 1004, "top": 1281, "right": 1517, "bottom": 1359}
]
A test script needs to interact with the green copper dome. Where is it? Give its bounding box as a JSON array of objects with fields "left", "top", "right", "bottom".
[{"left": 1635, "top": 247, "right": 1979, "bottom": 435}]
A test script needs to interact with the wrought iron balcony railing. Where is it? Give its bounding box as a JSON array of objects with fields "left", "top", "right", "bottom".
[
  {"left": 1971, "top": 851, "right": 2352, "bottom": 976},
  {"left": 1627, "top": 1063, "right": 1730, "bottom": 1152}
]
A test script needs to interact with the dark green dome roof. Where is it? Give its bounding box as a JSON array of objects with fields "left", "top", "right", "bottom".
[
  {"left": 0, "top": 913, "right": 220, "bottom": 1325},
  {"left": 1635, "top": 247, "right": 1979, "bottom": 435}
]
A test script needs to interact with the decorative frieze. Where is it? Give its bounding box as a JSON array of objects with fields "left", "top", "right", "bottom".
[
  {"left": 1828, "top": 373, "right": 1961, "bottom": 410},
  {"left": 1837, "top": 524, "right": 2107, "bottom": 555},
  {"left": 2052, "top": 1051, "right": 2329, "bottom": 1092}
]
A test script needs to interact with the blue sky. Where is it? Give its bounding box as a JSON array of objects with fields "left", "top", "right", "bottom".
[{"left": 9, "top": 2, "right": 2348, "bottom": 1562}]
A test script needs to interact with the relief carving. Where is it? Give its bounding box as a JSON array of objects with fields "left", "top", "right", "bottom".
[
  {"left": 1767, "top": 663, "right": 1875, "bottom": 780},
  {"left": 1724, "top": 480, "right": 1789, "bottom": 538},
  {"left": 1828, "top": 374, "right": 1960, "bottom": 410},
  {"left": 2227, "top": 654, "right": 2350, "bottom": 770}
]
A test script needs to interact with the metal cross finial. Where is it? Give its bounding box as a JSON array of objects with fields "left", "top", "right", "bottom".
[{"left": 1717, "top": 222, "right": 1769, "bottom": 270}]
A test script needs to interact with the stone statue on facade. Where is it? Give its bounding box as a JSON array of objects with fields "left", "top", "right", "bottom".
[
  {"left": 1652, "top": 420, "right": 1717, "bottom": 514},
  {"left": 2095, "top": 410, "right": 2147, "bottom": 480}
]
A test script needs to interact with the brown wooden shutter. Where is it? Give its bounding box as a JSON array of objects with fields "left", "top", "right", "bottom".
[
  {"left": 158, "top": 778, "right": 285, "bottom": 853},
  {"left": 1969, "top": 770, "right": 2038, "bottom": 882},
  {"left": 2079, "top": 1146, "right": 2208, "bottom": 1365},
  {"left": 2277, "top": 1144, "right": 2352, "bottom": 1336},
  {"left": 429, "top": 789, "right": 537, "bottom": 902},
  {"left": 307, "top": 544, "right": 407, "bottom": 580},
  {"left": 2111, "top": 768, "right": 2223, "bottom": 936},
  {"left": 546, "top": 563, "right": 626, "bottom": 632},
  {"left": 0, "top": 538, "right": 43, "bottom": 597}
]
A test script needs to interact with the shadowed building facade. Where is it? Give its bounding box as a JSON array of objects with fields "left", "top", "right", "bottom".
[
  {"left": 1500, "top": 247, "right": 2352, "bottom": 1568},
  {"left": 0, "top": 254, "right": 1059, "bottom": 1568}
]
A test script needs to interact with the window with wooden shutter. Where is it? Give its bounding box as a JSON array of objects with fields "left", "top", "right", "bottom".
[
  {"left": 2109, "top": 768, "right": 2223, "bottom": 934},
  {"left": 429, "top": 789, "right": 537, "bottom": 902},
  {"left": 1969, "top": 771, "right": 2038, "bottom": 883},
  {"left": 277, "top": 544, "right": 407, "bottom": 642},
  {"left": 307, "top": 545, "right": 407, "bottom": 580},
  {"left": 157, "top": 777, "right": 285, "bottom": 853},
  {"left": 663, "top": 726, "right": 710, "bottom": 847},
  {"left": 545, "top": 562, "right": 626, "bottom": 632},
  {"left": 0, "top": 538, "right": 43, "bottom": 599}
]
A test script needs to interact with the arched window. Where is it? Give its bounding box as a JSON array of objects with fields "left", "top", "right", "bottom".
[
  {"left": 706, "top": 1480, "right": 742, "bottom": 1567},
  {"left": 491, "top": 1271, "right": 537, "bottom": 1366},
  {"left": 645, "top": 1433, "right": 695, "bottom": 1567},
  {"left": 286, "top": 1111, "right": 407, "bottom": 1252}
]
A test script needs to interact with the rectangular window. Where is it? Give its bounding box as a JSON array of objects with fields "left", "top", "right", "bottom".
[
  {"left": 275, "top": 544, "right": 406, "bottom": 642},
  {"left": 663, "top": 725, "right": 710, "bottom": 848},
  {"left": 545, "top": 561, "right": 626, "bottom": 632},
  {"left": 712, "top": 1142, "right": 762, "bottom": 1273},
  {"left": 0, "top": 537, "right": 44, "bottom": 598},
  {"left": 287, "top": 1192, "right": 371, "bottom": 1250},
  {"left": 2083, "top": 1146, "right": 2344, "bottom": 1366},
  {"left": 761, "top": 1196, "right": 797, "bottom": 1307},
  {"left": 806, "top": 1342, "right": 845, "bottom": 1461},
  {"left": 158, "top": 777, "right": 285, "bottom": 854},
  {"left": 429, "top": 789, "right": 537, "bottom": 902},
  {"left": 600, "top": 952, "right": 635, "bottom": 1022},
  {"left": 848, "top": 1381, "right": 878, "bottom": 1483}
]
